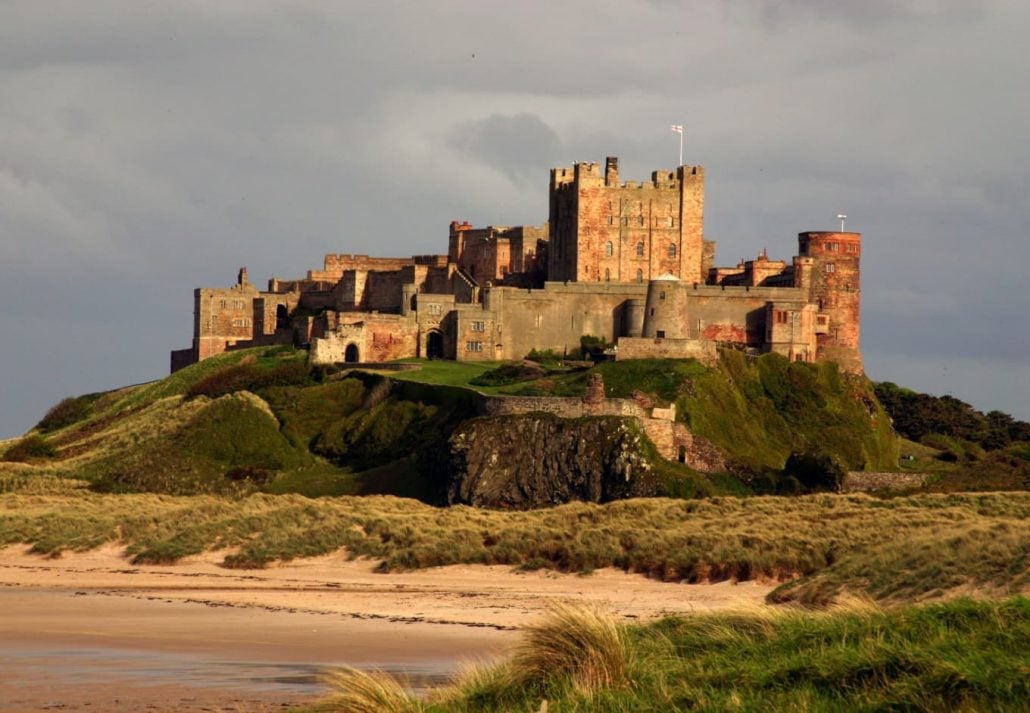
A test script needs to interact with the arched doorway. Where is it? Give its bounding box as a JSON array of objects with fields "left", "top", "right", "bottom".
[
  {"left": 344, "top": 343, "right": 359, "bottom": 363},
  {"left": 426, "top": 331, "right": 443, "bottom": 360},
  {"left": 275, "top": 304, "right": 289, "bottom": 330},
  {"left": 678, "top": 446, "right": 687, "bottom": 464}
]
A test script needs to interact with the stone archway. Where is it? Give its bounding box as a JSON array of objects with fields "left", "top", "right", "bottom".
[
  {"left": 344, "top": 343, "right": 360, "bottom": 363},
  {"left": 426, "top": 330, "right": 444, "bottom": 360}
]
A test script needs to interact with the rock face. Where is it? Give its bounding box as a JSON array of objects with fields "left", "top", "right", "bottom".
[{"left": 446, "top": 414, "right": 659, "bottom": 509}]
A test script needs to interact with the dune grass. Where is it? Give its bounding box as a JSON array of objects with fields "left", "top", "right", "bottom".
[
  {"left": 313, "top": 598, "right": 1029, "bottom": 712},
  {"left": 1, "top": 491, "right": 1025, "bottom": 604}
]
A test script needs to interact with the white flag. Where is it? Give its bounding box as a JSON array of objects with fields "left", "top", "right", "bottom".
[{"left": 670, "top": 124, "right": 683, "bottom": 133}]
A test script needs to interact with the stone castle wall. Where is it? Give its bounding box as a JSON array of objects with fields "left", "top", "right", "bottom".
[{"left": 842, "top": 471, "right": 927, "bottom": 492}]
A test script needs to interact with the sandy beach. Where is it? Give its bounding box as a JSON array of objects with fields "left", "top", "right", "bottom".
[{"left": 0, "top": 544, "right": 774, "bottom": 711}]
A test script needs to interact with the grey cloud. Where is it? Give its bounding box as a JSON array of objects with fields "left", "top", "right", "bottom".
[
  {"left": 448, "top": 113, "right": 562, "bottom": 185},
  {"left": 1, "top": 1, "right": 1029, "bottom": 436}
]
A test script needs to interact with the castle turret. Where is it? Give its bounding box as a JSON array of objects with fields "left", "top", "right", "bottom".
[
  {"left": 798, "top": 231, "right": 862, "bottom": 372},
  {"left": 640, "top": 274, "right": 688, "bottom": 339}
]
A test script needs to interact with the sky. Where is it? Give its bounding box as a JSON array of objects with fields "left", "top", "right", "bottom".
[{"left": 1, "top": 0, "right": 1028, "bottom": 438}]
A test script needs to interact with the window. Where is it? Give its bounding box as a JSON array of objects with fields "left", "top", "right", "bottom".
[
  {"left": 827, "top": 242, "right": 839, "bottom": 253},
  {"left": 636, "top": 268, "right": 643, "bottom": 283},
  {"left": 608, "top": 216, "right": 614, "bottom": 226},
  {"left": 668, "top": 244, "right": 677, "bottom": 258},
  {"left": 817, "top": 315, "right": 828, "bottom": 325},
  {"left": 775, "top": 310, "right": 789, "bottom": 324},
  {"left": 604, "top": 268, "right": 611, "bottom": 282},
  {"left": 846, "top": 243, "right": 858, "bottom": 253},
  {"left": 621, "top": 216, "right": 629, "bottom": 226},
  {"left": 669, "top": 217, "right": 676, "bottom": 227},
  {"left": 427, "top": 303, "right": 442, "bottom": 315},
  {"left": 638, "top": 215, "right": 644, "bottom": 226},
  {"left": 825, "top": 263, "right": 836, "bottom": 273},
  {"left": 605, "top": 241, "right": 613, "bottom": 257},
  {"left": 659, "top": 291, "right": 666, "bottom": 300},
  {"left": 656, "top": 330, "right": 666, "bottom": 338},
  {"left": 465, "top": 341, "right": 483, "bottom": 352},
  {"left": 219, "top": 299, "right": 227, "bottom": 309},
  {"left": 636, "top": 241, "right": 644, "bottom": 257},
  {"left": 471, "top": 321, "right": 485, "bottom": 332}
]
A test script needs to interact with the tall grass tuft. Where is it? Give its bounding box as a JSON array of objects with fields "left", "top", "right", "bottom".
[
  {"left": 511, "top": 603, "right": 629, "bottom": 693},
  {"left": 320, "top": 666, "right": 421, "bottom": 713}
]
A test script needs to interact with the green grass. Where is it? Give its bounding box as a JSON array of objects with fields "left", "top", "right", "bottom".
[
  {"left": 1, "top": 491, "right": 1025, "bottom": 604},
  {"left": 386, "top": 359, "right": 503, "bottom": 388},
  {"left": 326, "top": 598, "right": 1029, "bottom": 712}
]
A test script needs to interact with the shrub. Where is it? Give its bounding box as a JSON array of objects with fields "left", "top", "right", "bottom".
[
  {"left": 36, "top": 395, "right": 99, "bottom": 433},
  {"left": 526, "top": 348, "right": 564, "bottom": 364},
  {"left": 469, "top": 361, "right": 545, "bottom": 386},
  {"left": 579, "top": 334, "right": 610, "bottom": 359},
  {"left": 2, "top": 434, "right": 57, "bottom": 462},
  {"left": 783, "top": 451, "right": 846, "bottom": 493},
  {"left": 185, "top": 361, "right": 313, "bottom": 399}
]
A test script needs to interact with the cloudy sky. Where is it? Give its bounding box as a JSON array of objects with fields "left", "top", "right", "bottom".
[{"left": 2, "top": 0, "right": 1028, "bottom": 437}]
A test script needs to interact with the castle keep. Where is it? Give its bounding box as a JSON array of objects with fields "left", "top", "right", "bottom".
[{"left": 171, "top": 157, "right": 862, "bottom": 373}]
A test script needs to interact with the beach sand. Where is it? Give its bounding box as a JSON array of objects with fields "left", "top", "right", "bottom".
[{"left": 0, "top": 544, "right": 774, "bottom": 711}]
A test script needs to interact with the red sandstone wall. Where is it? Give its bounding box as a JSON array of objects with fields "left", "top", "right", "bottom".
[
  {"left": 548, "top": 161, "right": 705, "bottom": 285},
  {"left": 798, "top": 231, "right": 862, "bottom": 371}
]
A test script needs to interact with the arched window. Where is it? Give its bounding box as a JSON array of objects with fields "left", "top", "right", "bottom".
[
  {"left": 636, "top": 268, "right": 643, "bottom": 283},
  {"left": 635, "top": 241, "right": 644, "bottom": 257},
  {"left": 667, "top": 243, "right": 677, "bottom": 258},
  {"left": 604, "top": 268, "right": 611, "bottom": 282},
  {"left": 605, "top": 241, "right": 614, "bottom": 257}
]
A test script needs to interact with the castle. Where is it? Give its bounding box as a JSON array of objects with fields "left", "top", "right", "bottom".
[{"left": 171, "top": 157, "right": 862, "bottom": 373}]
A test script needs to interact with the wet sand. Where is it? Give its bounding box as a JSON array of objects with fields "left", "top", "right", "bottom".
[{"left": 0, "top": 545, "right": 774, "bottom": 711}]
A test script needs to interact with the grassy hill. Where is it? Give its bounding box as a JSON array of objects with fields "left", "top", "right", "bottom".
[{"left": 5, "top": 345, "right": 1026, "bottom": 500}]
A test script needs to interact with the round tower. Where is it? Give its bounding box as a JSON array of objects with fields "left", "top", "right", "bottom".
[
  {"left": 641, "top": 274, "right": 688, "bottom": 339},
  {"left": 623, "top": 298, "right": 646, "bottom": 337},
  {"left": 797, "top": 231, "right": 862, "bottom": 372}
]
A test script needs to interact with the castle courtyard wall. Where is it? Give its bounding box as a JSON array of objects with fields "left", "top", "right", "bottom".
[{"left": 483, "top": 281, "right": 649, "bottom": 360}]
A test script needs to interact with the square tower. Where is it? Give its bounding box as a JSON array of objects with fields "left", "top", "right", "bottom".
[{"left": 547, "top": 157, "right": 705, "bottom": 284}]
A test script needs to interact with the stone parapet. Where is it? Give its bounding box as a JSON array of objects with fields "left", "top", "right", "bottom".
[{"left": 842, "top": 471, "right": 928, "bottom": 492}]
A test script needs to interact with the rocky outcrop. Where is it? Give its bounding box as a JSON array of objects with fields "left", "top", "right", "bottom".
[{"left": 446, "top": 414, "right": 660, "bottom": 509}]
